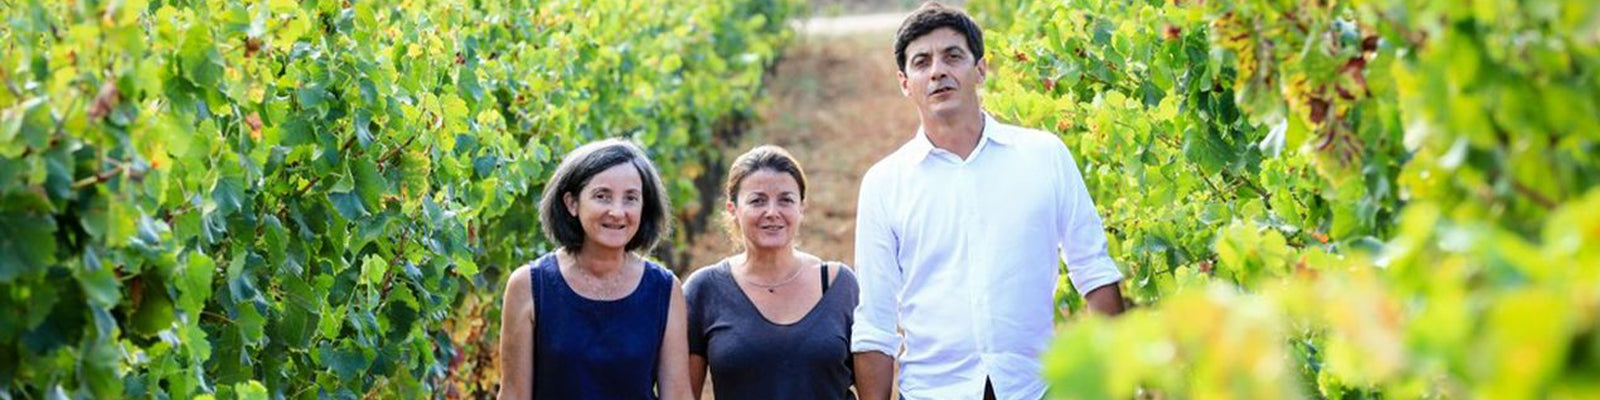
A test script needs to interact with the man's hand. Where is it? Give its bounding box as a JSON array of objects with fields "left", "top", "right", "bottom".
[
  {"left": 1084, "top": 283, "right": 1125, "bottom": 315},
  {"left": 853, "top": 351, "right": 895, "bottom": 400}
]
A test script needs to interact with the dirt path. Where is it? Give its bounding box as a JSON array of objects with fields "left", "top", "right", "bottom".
[{"left": 681, "top": 19, "right": 919, "bottom": 273}]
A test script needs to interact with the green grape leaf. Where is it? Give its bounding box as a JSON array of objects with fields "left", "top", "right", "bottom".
[
  {"left": 0, "top": 213, "right": 57, "bottom": 282},
  {"left": 322, "top": 342, "right": 370, "bottom": 381},
  {"left": 78, "top": 265, "right": 122, "bottom": 309},
  {"left": 236, "top": 302, "right": 266, "bottom": 345},
  {"left": 212, "top": 176, "right": 246, "bottom": 217},
  {"left": 237, "top": 380, "right": 269, "bottom": 400},
  {"left": 328, "top": 191, "right": 369, "bottom": 220},
  {"left": 354, "top": 156, "right": 386, "bottom": 211}
]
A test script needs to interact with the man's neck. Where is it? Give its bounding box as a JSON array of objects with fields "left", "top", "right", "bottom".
[{"left": 922, "top": 109, "right": 986, "bottom": 160}]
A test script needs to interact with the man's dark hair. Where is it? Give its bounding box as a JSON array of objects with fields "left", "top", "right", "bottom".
[
  {"left": 539, "top": 138, "right": 671, "bottom": 254},
  {"left": 894, "top": 1, "right": 984, "bottom": 73}
]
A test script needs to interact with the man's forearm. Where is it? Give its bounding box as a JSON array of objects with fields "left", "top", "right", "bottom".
[
  {"left": 1084, "top": 283, "right": 1125, "bottom": 315},
  {"left": 853, "top": 351, "right": 895, "bottom": 400}
]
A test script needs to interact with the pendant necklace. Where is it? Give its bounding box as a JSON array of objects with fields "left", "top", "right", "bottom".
[{"left": 743, "top": 264, "right": 803, "bottom": 293}]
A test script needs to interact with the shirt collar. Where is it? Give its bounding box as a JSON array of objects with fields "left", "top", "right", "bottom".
[{"left": 909, "top": 112, "right": 1015, "bottom": 161}]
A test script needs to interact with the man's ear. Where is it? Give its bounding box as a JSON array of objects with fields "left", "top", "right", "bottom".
[
  {"left": 976, "top": 58, "right": 988, "bottom": 84},
  {"left": 898, "top": 69, "right": 911, "bottom": 98}
]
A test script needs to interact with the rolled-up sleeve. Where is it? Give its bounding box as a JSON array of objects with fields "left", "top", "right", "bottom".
[
  {"left": 851, "top": 170, "right": 902, "bottom": 356},
  {"left": 1054, "top": 142, "right": 1124, "bottom": 294}
]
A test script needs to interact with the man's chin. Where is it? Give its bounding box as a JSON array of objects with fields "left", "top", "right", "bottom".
[{"left": 927, "top": 102, "right": 971, "bottom": 117}]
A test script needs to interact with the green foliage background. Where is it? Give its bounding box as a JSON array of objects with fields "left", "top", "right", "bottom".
[
  {"left": 972, "top": 0, "right": 1600, "bottom": 398},
  {"left": 0, "top": 0, "right": 798, "bottom": 397}
]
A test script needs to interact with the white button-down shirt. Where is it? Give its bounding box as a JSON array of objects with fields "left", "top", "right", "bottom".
[{"left": 851, "top": 113, "right": 1124, "bottom": 400}]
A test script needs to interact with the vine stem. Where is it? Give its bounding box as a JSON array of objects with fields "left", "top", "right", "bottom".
[
  {"left": 202, "top": 310, "right": 236, "bottom": 325},
  {"left": 293, "top": 135, "right": 360, "bottom": 198},
  {"left": 72, "top": 163, "right": 126, "bottom": 189}
]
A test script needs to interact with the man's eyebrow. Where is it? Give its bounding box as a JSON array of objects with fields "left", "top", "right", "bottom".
[{"left": 941, "top": 45, "right": 966, "bottom": 55}]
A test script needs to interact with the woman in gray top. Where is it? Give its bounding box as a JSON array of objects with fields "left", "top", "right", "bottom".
[{"left": 684, "top": 145, "right": 859, "bottom": 400}]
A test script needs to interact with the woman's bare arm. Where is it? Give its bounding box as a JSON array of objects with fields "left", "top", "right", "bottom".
[
  {"left": 657, "top": 275, "right": 694, "bottom": 400},
  {"left": 498, "top": 266, "right": 535, "bottom": 400},
  {"left": 689, "top": 354, "right": 708, "bottom": 400}
]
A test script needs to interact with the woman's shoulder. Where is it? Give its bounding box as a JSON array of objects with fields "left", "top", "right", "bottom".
[
  {"left": 510, "top": 253, "right": 564, "bottom": 294},
  {"left": 505, "top": 264, "right": 533, "bottom": 291},
  {"left": 827, "top": 261, "right": 857, "bottom": 279},
  {"left": 825, "top": 261, "right": 859, "bottom": 295},
  {"left": 512, "top": 254, "right": 559, "bottom": 285},
  {"left": 502, "top": 258, "right": 545, "bottom": 307},
  {"left": 832, "top": 260, "right": 857, "bottom": 280},
  {"left": 796, "top": 252, "right": 849, "bottom": 282},
  {"left": 681, "top": 260, "right": 732, "bottom": 297},
  {"left": 683, "top": 260, "right": 727, "bottom": 282},
  {"left": 635, "top": 258, "right": 684, "bottom": 307},
  {"left": 639, "top": 257, "right": 678, "bottom": 282},
  {"left": 527, "top": 252, "right": 561, "bottom": 271}
]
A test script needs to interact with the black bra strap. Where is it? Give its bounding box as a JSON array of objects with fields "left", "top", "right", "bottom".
[{"left": 821, "top": 263, "right": 831, "bottom": 293}]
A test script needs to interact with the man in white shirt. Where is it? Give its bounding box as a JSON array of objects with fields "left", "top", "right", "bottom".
[{"left": 850, "top": 2, "right": 1127, "bottom": 400}]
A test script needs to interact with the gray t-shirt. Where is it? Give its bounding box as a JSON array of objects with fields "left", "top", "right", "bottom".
[{"left": 685, "top": 261, "right": 859, "bottom": 400}]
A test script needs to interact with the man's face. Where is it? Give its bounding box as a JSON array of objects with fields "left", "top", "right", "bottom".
[{"left": 899, "top": 27, "right": 986, "bottom": 119}]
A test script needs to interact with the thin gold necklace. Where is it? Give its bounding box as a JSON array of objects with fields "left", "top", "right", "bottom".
[{"left": 740, "top": 263, "right": 804, "bottom": 293}]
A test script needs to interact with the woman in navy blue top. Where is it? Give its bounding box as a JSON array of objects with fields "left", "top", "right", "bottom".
[{"left": 497, "top": 139, "right": 692, "bottom": 400}]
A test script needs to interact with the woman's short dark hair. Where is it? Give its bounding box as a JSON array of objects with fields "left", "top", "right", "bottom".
[
  {"left": 894, "top": 1, "right": 985, "bottom": 73},
  {"left": 539, "top": 138, "right": 671, "bottom": 254}
]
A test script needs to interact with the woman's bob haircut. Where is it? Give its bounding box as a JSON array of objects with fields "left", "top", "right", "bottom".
[{"left": 539, "top": 138, "right": 672, "bottom": 254}]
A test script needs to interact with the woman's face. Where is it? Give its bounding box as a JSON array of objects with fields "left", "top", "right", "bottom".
[
  {"left": 728, "top": 169, "right": 804, "bottom": 252},
  {"left": 565, "top": 163, "right": 645, "bottom": 252}
]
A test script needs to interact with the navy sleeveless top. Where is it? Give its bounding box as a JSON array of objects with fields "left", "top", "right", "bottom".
[{"left": 531, "top": 253, "right": 673, "bottom": 400}]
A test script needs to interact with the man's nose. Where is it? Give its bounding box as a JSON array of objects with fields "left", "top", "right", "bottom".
[{"left": 930, "top": 61, "right": 950, "bottom": 80}]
